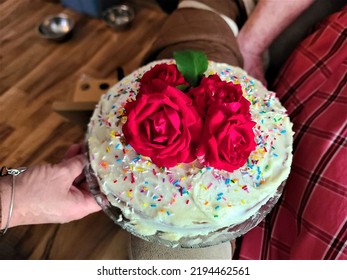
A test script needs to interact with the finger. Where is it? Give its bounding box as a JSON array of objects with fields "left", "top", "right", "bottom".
[
  {"left": 69, "top": 186, "right": 102, "bottom": 215},
  {"left": 64, "top": 143, "right": 83, "bottom": 160},
  {"left": 257, "top": 74, "right": 267, "bottom": 87},
  {"left": 60, "top": 154, "right": 87, "bottom": 180},
  {"left": 82, "top": 192, "right": 102, "bottom": 213},
  {"left": 262, "top": 80, "right": 268, "bottom": 88}
]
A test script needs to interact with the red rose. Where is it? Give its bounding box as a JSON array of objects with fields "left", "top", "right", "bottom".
[
  {"left": 140, "top": 63, "right": 189, "bottom": 94},
  {"left": 188, "top": 74, "right": 251, "bottom": 119},
  {"left": 123, "top": 79, "right": 202, "bottom": 168},
  {"left": 197, "top": 104, "right": 256, "bottom": 172}
]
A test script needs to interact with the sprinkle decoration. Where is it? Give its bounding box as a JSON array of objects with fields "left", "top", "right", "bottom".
[{"left": 89, "top": 59, "right": 291, "bottom": 227}]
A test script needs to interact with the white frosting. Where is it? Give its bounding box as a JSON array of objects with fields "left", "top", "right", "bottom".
[{"left": 87, "top": 60, "right": 293, "bottom": 241}]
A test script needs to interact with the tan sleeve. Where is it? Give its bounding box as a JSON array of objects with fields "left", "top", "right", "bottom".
[{"left": 142, "top": 8, "right": 243, "bottom": 68}]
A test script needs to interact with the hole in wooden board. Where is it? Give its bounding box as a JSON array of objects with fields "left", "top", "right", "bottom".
[
  {"left": 81, "top": 83, "right": 90, "bottom": 91},
  {"left": 99, "top": 83, "right": 110, "bottom": 90}
]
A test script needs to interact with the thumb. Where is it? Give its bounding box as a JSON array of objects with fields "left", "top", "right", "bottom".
[
  {"left": 63, "top": 143, "right": 83, "bottom": 160},
  {"left": 69, "top": 186, "right": 102, "bottom": 218},
  {"left": 82, "top": 192, "right": 102, "bottom": 213},
  {"left": 59, "top": 154, "right": 86, "bottom": 181}
]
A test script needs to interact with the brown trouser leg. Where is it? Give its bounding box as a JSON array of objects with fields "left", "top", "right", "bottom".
[{"left": 143, "top": 7, "right": 243, "bottom": 68}]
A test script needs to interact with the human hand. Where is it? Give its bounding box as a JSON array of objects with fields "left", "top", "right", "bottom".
[
  {"left": 0, "top": 144, "right": 101, "bottom": 229},
  {"left": 237, "top": 44, "right": 267, "bottom": 86},
  {"left": 235, "top": 0, "right": 314, "bottom": 87}
]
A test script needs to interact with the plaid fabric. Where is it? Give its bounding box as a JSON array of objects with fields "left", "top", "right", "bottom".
[{"left": 238, "top": 6, "right": 347, "bottom": 260}]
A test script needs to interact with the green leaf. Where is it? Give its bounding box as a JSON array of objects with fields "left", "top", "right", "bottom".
[
  {"left": 173, "top": 50, "right": 208, "bottom": 87},
  {"left": 176, "top": 84, "right": 189, "bottom": 92}
]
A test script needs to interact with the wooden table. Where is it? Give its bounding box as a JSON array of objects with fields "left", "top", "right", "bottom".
[{"left": 0, "top": 0, "right": 166, "bottom": 259}]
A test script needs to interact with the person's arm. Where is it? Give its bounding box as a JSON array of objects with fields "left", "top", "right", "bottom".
[
  {"left": 237, "top": 0, "right": 315, "bottom": 84},
  {"left": 0, "top": 144, "right": 101, "bottom": 230}
]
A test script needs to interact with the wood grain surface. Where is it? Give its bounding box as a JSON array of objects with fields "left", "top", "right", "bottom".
[{"left": 0, "top": 0, "right": 166, "bottom": 259}]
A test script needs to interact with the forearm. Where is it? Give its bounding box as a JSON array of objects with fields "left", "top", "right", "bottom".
[
  {"left": 0, "top": 186, "right": 2, "bottom": 230},
  {"left": 238, "top": 0, "right": 315, "bottom": 55},
  {"left": 0, "top": 175, "right": 12, "bottom": 230},
  {"left": 1, "top": 156, "right": 101, "bottom": 232}
]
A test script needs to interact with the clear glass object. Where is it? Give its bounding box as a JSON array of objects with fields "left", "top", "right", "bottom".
[{"left": 85, "top": 150, "right": 284, "bottom": 249}]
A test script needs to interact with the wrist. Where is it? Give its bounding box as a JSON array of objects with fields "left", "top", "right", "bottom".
[
  {"left": 237, "top": 27, "right": 267, "bottom": 57},
  {"left": 0, "top": 175, "right": 12, "bottom": 230},
  {"left": 0, "top": 167, "right": 28, "bottom": 232}
]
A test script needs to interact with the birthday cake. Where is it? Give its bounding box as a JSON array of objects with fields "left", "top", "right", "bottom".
[{"left": 87, "top": 52, "right": 293, "bottom": 246}]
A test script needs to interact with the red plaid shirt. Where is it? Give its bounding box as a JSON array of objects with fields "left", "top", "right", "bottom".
[{"left": 238, "top": 6, "right": 347, "bottom": 260}]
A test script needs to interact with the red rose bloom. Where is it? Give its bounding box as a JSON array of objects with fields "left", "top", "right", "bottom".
[
  {"left": 188, "top": 74, "right": 251, "bottom": 119},
  {"left": 123, "top": 80, "right": 202, "bottom": 168},
  {"left": 140, "top": 63, "right": 189, "bottom": 94},
  {"left": 197, "top": 104, "right": 256, "bottom": 172}
]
